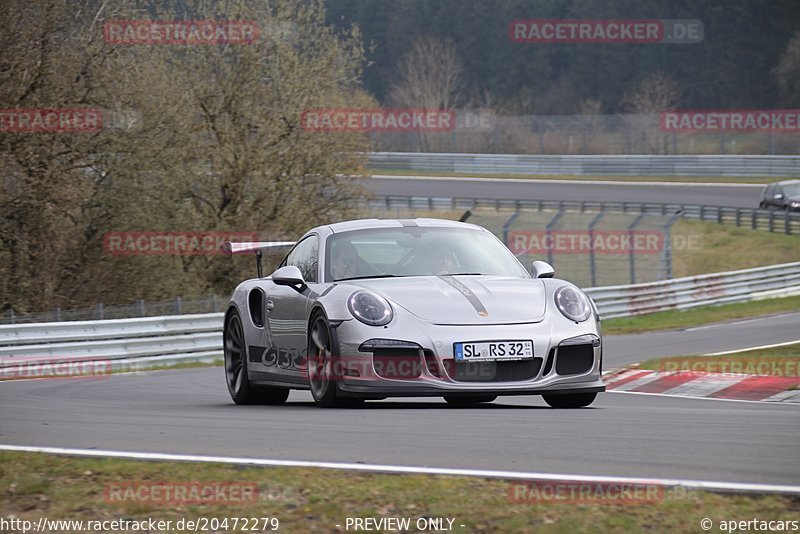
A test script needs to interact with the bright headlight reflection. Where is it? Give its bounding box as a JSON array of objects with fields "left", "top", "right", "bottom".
[
  {"left": 348, "top": 290, "right": 393, "bottom": 326},
  {"left": 554, "top": 286, "right": 592, "bottom": 322}
]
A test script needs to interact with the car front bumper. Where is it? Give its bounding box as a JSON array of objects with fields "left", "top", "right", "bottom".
[{"left": 330, "top": 315, "right": 604, "bottom": 398}]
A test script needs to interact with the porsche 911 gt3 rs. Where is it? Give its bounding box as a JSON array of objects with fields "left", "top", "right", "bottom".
[{"left": 223, "top": 218, "right": 604, "bottom": 408}]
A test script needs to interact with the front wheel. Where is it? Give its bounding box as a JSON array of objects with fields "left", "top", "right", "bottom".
[
  {"left": 307, "top": 311, "right": 362, "bottom": 408},
  {"left": 224, "top": 311, "right": 289, "bottom": 405},
  {"left": 542, "top": 392, "right": 597, "bottom": 408}
]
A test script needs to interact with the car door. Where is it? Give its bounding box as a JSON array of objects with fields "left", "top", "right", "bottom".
[
  {"left": 773, "top": 186, "right": 786, "bottom": 209},
  {"left": 762, "top": 185, "right": 774, "bottom": 208},
  {"left": 263, "top": 234, "right": 320, "bottom": 382}
]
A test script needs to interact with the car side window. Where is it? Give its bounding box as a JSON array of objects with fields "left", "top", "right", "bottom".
[
  {"left": 764, "top": 185, "right": 774, "bottom": 198},
  {"left": 284, "top": 235, "right": 319, "bottom": 283},
  {"left": 775, "top": 186, "right": 784, "bottom": 198}
]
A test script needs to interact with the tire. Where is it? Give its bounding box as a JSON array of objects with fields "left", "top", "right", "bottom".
[
  {"left": 224, "top": 311, "right": 289, "bottom": 405},
  {"left": 542, "top": 392, "right": 597, "bottom": 408},
  {"left": 443, "top": 395, "right": 497, "bottom": 405},
  {"left": 307, "top": 311, "right": 362, "bottom": 408}
]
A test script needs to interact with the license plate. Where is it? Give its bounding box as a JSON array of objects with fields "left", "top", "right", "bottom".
[{"left": 454, "top": 340, "right": 533, "bottom": 362}]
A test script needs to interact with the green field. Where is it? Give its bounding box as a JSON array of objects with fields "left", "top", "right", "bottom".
[
  {"left": 602, "top": 295, "right": 800, "bottom": 335},
  {"left": 2, "top": 452, "right": 798, "bottom": 534}
]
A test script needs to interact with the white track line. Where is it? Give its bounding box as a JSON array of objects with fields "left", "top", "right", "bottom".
[
  {"left": 1, "top": 444, "right": 798, "bottom": 495},
  {"left": 370, "top": 174, "right": 764, "bottom": 188},
  {"left": 703, "top": 339, "right": 800, "bottom": 356}
]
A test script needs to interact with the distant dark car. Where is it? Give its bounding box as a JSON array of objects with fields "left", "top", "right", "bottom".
[{"left": 759, "top": 180, "right": 800, "bottom": 211}]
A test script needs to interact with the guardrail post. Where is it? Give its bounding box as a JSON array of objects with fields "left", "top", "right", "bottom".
[
  {"left": 502, "top": 212, "right": 520, "bottom": 249},
  {"left": 588, "top": 212, "right": 605, "bottom": 287},
  {"left": 54, "top": 307, "right": 61, "bottom": 322},
  {"left": 7, "top": 309, "right": 15, "bottom": 324},
  {"left": 716, "top": 207, "right": 722, "bottom": 224},
  {"left": 628, "top": 213, "right": 647, "bottom": 284},
  {"left": 96, "top": 303, "right": 104, "bottom": 320},
  {"left": 546, "top": 210, "right": 566, "bottom": 268},
  {"left": 752, "top": 210, "right": 757, "bottom": 230},
  {"left": 175, "top": 297, "right": 182, "bottom": 315},
  {"left": 769, "top": 210, "right": 774, "bottom": 232},
  {"left": 735, "top": 208, "right": 741, "bottom": 228},
  {"left": 212, "top": 294, "right": 219, "bottom": 313},
  {"left": 785, "top": 212, "right": 791, "bottom": 235},
  {"left": 138, "top": 300, "right": 145, "bottom": 316}
]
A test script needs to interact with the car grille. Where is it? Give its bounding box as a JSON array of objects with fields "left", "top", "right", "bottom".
[{"left": 443, "top": 357, "right": 543, "bottom": 382}]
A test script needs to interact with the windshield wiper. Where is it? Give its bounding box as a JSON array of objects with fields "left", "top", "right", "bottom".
[{"left": 336, "top": 274, "right": 403, "bottom": 281}]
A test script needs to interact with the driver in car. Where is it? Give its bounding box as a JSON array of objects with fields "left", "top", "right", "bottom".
[
  {"left": 430, "top": 247, "right": 457, "bottom": 275},
  {"left": 330, "top": 241, "right": 360, "bottom": 280}
]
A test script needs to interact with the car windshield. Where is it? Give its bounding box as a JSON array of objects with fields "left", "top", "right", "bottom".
[
  {"left": 782, "top": 184, "right": 800, "bottom": 196},
  {"left": 325, "top": 226, "right": 530, "bottom": 282}
]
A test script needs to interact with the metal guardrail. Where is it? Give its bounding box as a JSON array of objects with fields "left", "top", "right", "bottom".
[
  {"left": 585, "top": 261, "right": 800, "bottom": 319},
  {"left": 371, "top": 196, "right": 800, "bottom": 236},
  {"left": 368, "top": 152, "right": 800, "bottom": 177},
  {"left": 1, "top": 262, "right": 798, "bottom": 372}
]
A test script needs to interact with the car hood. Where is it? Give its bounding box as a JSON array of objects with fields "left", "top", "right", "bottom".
[{"left": 350, "top": 276, "right": 547, "bottom": 325}]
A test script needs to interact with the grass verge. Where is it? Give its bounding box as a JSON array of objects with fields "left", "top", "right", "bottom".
[
  {"left": 2, "top": 451, "right": 799, "bottom": 533},
  {"left": 602, "top": 295, "right": 800, "bottom": 335},
  {"left": 638, "top": 343, "right": 800, "bottom": 377}
]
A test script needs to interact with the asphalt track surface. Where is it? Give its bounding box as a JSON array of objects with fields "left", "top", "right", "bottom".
[
  {"left": 361, "top": 175, "right": 763, "bottom": 208},
  {"left": 1, "top": 314, "right": 798, "bottom": 486}
]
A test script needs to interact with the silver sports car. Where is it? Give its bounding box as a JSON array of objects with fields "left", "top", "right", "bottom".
[{"left": 223, "top": 218, "right": 604, "bottom": 408}]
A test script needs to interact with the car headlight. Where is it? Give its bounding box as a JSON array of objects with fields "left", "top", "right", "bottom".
[
  {"left": 791, "top": 201, "right": 800, "bottom": 208},
  {"left": 348, "top": 290, "right": 393, "bottom": 326},
  {"left": 554, "top": 286, "right": 592, "bottom": 322}
]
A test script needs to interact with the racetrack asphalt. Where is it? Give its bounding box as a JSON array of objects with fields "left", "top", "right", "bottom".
[
  {"left": 1, "top": 313, "right": 798, "bottom": 486},
  {"left": 361, "top": 175, "right": 762, "bottom": 208}
]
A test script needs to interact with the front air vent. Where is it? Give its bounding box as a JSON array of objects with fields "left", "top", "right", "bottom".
[{"left": 555, "top": 344, "right": 594, "bottom": 376}]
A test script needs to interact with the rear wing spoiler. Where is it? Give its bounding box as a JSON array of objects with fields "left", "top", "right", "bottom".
[{"left": 223, "top": 241, "right": 296, "bottom": 277}]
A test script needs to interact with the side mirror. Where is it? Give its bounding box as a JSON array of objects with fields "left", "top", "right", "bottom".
[
  {"left": 271, "top": 265, "right": 305, "bottom": 287},
  {"left": 531, "top": 260, "right": 555, "bottom": 279},
  {"left": 775, "top": 193, "right": 784, "bottom": 200}
]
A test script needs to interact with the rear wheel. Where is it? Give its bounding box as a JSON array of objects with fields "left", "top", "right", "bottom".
[
  {"left": 224, "top": 311, "right": 289, "bottom": 405},
  {"left": 443, "top": 395, "right": 497, "bottom": 405},
  {"left": 542, "top": 392, "right": 597, "bottom": 408}
]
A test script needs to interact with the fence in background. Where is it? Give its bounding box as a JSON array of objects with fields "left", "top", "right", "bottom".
[
  {"left": 370, "top": 196, "right": 800, "bottom": 236},
  {"left": 367, "top": 152, "right": 800, "bottom": 177},
  {"left": 2, "top": 261, "right": 798, "bottom": 372}
]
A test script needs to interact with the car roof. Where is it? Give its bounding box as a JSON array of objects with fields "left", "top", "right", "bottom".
[
  {"left": 322, "top": 218, "right": 484, "bottom": 234},
  {"left": 772, "top": 179, "right": 800, "bottom": 186}
]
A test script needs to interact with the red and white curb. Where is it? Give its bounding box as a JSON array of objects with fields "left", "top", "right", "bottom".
[{"left": 604, "top": 369, "right": 800, "bottom": 403}]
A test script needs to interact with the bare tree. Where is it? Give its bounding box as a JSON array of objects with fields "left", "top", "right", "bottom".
[
  {"left": 388, "top": 36, "right": 463, "bottom": 151},
  {"left": 774, "top": 31, "right": 800, "bottom": 105},
  {"left": 622, "top": 72, "right": 681, "bottom": 154},
  {"left": 0, "top": 0, "right": 370, "bottom": 313}
]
